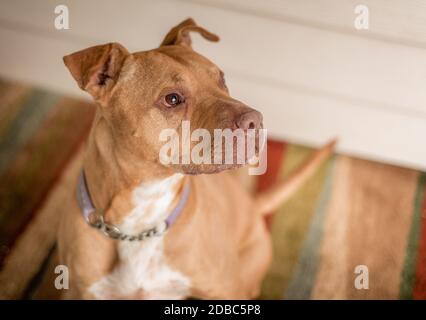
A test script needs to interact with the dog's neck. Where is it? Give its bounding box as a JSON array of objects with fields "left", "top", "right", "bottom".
[{"left": 82, "top": 114, "right": 184, "bottom": 225}]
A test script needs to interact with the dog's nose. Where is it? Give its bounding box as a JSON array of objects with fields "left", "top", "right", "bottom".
[{"left": 235, "top": 110, "right": 262, "bottom": 130}]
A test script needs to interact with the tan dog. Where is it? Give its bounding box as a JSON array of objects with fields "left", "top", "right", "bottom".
[{"left": 58, "top": 18, "right": 335, "bottom": 299}]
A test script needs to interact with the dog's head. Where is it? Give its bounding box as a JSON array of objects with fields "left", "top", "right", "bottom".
[{"left": 64, "top": 18, "right": 264, "bottom": 174}]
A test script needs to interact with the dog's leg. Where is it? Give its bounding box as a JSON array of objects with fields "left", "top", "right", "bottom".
[
  {"left": 254, "top": 139, "right": 337, "bottom": 216},
  {"left": 236, "top": 219, "right": 272, "bottom": 299}
]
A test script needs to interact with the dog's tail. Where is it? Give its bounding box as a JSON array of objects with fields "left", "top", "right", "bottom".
[{"left": 253, "top": 139, "right": 337, "bottom": 216}]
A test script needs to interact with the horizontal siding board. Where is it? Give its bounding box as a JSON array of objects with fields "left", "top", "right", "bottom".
[
  {"left": 1, "top": 27, "right": 426, "bottom": 171},
  {"left": 0, "top": 1, "right": 425, "bottom": 115},
  {"left": 0, "top": 0, "right": 425, "bottom": 170},
  {"left": 230, "top": 75, "right": 426, "bottom": 171},
  {"left": 192, "top": 0, "right": 426, "bottom": 47}
]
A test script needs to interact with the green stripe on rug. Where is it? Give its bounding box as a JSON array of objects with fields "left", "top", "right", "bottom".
[
  {"left": 260, "top": 145, "right": 330, "bottom": 299},
  {"left": 0, "top": 89, "right": 60, "bottom": 174},
  {"left": 285, "top": 155, "right": 336, "bottom": 299},
  {"left": 0, "top": 83, "right": 31, "bottom": 137},
  {"left": 399, "top": 173, "right": 426, "bottom": 299},
  {"left": 0, "top": 97, "right": 94, "bottom": 261}
]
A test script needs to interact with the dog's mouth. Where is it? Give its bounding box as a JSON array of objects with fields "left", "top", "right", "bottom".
[
  {"left": 169, "top": 126, "right": 267, "bottom": 175},
  {"left": 157, "top": 109, "right": 266, "bottom": 175},
  {"left": 214, "top": 129, "right": 263, "bottom": 161}
]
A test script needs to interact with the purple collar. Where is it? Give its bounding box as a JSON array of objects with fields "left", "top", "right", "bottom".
[{"left": 76, "top": 170, "right": 190, "bottom": 241}]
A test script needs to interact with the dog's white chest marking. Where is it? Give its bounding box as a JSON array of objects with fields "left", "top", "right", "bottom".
[{"left": 89, "top": 174, "right": 191, "bottom": 299}]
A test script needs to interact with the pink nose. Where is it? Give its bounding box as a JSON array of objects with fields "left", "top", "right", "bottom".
[{"left": 235, "top": 111, "right": 263, "bottom": 130}]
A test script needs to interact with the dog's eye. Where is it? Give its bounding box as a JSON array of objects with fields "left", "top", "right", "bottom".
[{"left": 164, "top": 93, "right": 184, "bottom": 107}]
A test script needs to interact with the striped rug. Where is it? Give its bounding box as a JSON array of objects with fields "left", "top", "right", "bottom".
[{"left": 0, "top": 79, "right": 425, "bottom": 299}]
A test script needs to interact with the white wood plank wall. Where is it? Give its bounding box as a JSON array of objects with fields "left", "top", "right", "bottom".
[{"left": 0, "top": 0, "right": 425, "bottom": 170}]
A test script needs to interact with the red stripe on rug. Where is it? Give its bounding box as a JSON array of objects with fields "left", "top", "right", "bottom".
[
  {"left": 413, "top": 185, "right": 426, "bottom": 299},
  {"left": 256, "top": 139, "right": 286, "bottom": 229}
]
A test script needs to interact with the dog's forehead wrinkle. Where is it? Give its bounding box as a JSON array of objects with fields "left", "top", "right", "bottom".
[
  {"left": 150, "top": 48, "right": 189, "bottom": 67},
  {"left": 156, "top": 46, "right": 219, "bottom": 74},
  {"left": 172, "top": 74, "right": 185, "bottom": 82},
  {"left": 133, "top": 51, "right": 194, "bottom": 85},
  {"left": 128, "top": 49, "right": 221, "bottom": 94}
]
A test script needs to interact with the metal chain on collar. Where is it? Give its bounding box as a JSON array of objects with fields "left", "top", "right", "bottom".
[
  {"left": 77, "top": 170, "right": 189, "bottom": 242},
  {"left": 87, "top": 212, "right": 169, "bottom": 241}
]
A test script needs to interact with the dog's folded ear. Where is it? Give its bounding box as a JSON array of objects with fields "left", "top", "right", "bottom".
[
  {"left": 63, "top": 42, "right": 129, "bottom": 102},
  {"left": 160, "top": 18, "right": 219, "bottom": 48}
]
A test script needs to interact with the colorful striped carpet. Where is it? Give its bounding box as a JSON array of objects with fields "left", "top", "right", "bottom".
[{"left": 0, "top": 78, "right": 425, "bottom": 299}]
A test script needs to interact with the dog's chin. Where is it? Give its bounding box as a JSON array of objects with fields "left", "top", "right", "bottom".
[
  {"left": 178, "top": 163, "right": 245, "bottom": 175},
  {"left": 162, "top": 132, "right": 265, "bottom": 175}
]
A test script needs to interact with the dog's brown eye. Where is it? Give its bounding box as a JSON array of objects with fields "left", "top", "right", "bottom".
[{"left": 164, "top": 93, "right": 183, "bottom": 107}]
